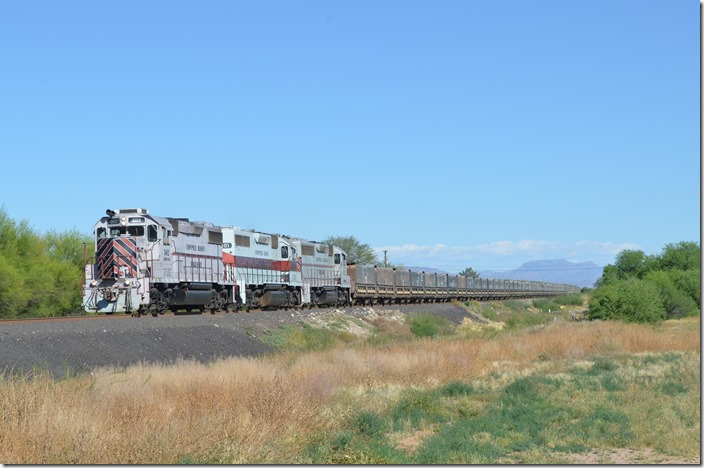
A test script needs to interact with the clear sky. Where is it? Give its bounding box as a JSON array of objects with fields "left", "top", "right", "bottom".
[{"left": 0, "top": 0, "right": 699, "bottom": 275}]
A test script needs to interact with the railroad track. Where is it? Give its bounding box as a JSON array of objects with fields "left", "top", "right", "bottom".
[
  {"left": 0, "top": 314, "right": 133, "bottom": 325},
  {"left": 0, "top": 306, "right": 324, "bottom": 324}
]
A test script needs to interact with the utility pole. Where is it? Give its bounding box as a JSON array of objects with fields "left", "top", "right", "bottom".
[{"left": 383, "top": 250, "right": 388, "bottom": 267}]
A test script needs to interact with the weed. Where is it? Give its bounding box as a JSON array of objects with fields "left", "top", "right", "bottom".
[
  {"left": 658, "top": 382, "right": 688, "bottom": 396},
  {"left": 600, "top": 374, "right": 624, "bottom": 391},
  {"left": 577, "top": 406, "right": 635, "bottom": 444},
  {"left": 352, "top": 411, "right": 387, "bottom": 437},
  {"left": 176, "top": 454, "right": 206, "bottom": 464},
  {"left": 552, "top": 294, "right": 584, "bottom": 306},
  {"left": 392, "top": 388, "right": 446, "bottom": 430},
  {"left": 588, "top": 355, "right": 618, "bottom": 374},
  {"left": 533, "top": 298, "right": 559, "bottom": 312},
  {"left": 408, "top": 313, "right": 453, "bottom": 338},
  {"left": 479, "top": 307, "right": 499, "bottom": 321},
  {"left": 259, "top": 324, "right": 352, "bottom": 352},
  {"left": 440, "top": 380, "right": 475, "bottom": 397},
  {"left": 503, "top": 299, "right": 529, "bottom": 312}
]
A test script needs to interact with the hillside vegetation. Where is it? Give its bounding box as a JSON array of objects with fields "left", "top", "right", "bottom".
[{"left": 1, "top": 302, "right": 699, "bottom": 464}]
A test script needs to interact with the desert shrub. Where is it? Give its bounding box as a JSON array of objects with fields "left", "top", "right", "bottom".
[
  {"left": 408, "top": 313, "right": 453, "bottom": 338},
  {"left": 532, "top": 298, "right": 559, "bottom": 312},
  {"left": 588, "top": 278, "right": 665, "bottom": 323},
  {"left": 503, "top": 300, "right": 529, "bottom": 312},
  {"left": 552, "top": 294, "right": 583, "bottom": 306},
  {"left": 644, "top": 271, "right": 698, "bottom": 319},
  {"left": 479, "top": 305, "right": 499, "bottom": 321},
  {"left": 366, "top": 317, "right": 413, "bottom": 345}
]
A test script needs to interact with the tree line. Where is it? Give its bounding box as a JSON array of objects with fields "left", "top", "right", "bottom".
[
  {"left": 0, "top": 208, "right": 92, "bottom": 318},
  {"left": 588, "top": 241, "right": 700, "bottom": 323}
]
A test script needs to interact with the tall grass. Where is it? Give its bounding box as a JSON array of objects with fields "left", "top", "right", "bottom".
[{"left": 0, "top": 318, "right": 699, "bottom": 464}]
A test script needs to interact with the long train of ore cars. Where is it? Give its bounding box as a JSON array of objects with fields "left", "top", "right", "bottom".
[{"left": 83, "top": 208, "right": 579, "bottom": 315}]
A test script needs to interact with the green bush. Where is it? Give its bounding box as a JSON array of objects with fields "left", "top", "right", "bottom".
[
  {"left": 0, "top": 208, "right": 91, "bottom": 318},
  {"left": 669, "top": 269, "right": 701, "bottom": 307},
  {"left": 408, "top": 313, "right": 453, "bottom": 338},
  {"left": 479, "top": 305, "right": 499, "bottom": 321},
  {"left": 588, "top": 278, "right": 665, "bottom": 323},
  {"left": 591, "top": 241, "right": 700, "bottom": 323},
  {"left": 532, "top": 298, "right": 559, "bottom": 312},
  {"left": 552, "top": 294, "right": 583, "bottom": 306},
  {"left": 644, "top": 271, "right": 698, "bottom": 319}
]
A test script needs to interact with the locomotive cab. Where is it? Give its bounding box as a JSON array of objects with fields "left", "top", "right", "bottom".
[
  {"left": 84, "top": 208, "right": 155, "bottom": 314},
  {"left": 85, "top": 208, "right": 235, "bottom": 315}
]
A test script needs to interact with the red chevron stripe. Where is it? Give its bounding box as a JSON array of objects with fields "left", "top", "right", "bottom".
[{"left": 95, "top": 238, "right": 138, "bottom": 278}]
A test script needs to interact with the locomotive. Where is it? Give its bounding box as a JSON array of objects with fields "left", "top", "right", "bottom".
[
  {"left": 83, "top": 208, "right": 351, "bottom": 315},
  {"left": 220, "top": 227, "right": 350, "bottom": 310},
  {"left": 83, "top": 208, "right": 578, "bottom": 315}
]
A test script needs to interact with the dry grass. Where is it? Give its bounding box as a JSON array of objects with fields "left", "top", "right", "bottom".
[{"left": 0, "top": 317, "right": 699, "bottom": 464}]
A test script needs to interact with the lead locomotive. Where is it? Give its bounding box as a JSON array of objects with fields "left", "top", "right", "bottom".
[{"left": 83, "top": 208, "right": 350, "bottom": 315}]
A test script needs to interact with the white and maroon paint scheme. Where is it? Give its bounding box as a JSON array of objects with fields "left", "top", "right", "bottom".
[{"left": 84, "top": 208, "right": 350, "bottom": 314}]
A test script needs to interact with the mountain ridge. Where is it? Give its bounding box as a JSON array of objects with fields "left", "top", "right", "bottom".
[
  {"left": 480, "top": 259, "right": 603, "bottom": 288},
  {"left": 406, "top": 260, "right": 603, "bottom": 288}
]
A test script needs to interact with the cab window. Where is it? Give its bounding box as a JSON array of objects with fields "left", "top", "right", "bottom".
[
  {"left": 148, "top": 225, "right": 158, "bottom": 242},
  {"left": 334, "top": 253, "right": 340, "bottom": 264},
  {"left": 109, "top": 226, "right": 144, "bottom": 237},
  {"left": 281, "top": 246, "right": 289, "bottom": 259}
]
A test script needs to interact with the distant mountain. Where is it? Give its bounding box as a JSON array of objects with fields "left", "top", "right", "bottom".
[{"left": 480, "top": 259, "right": 603, "bottom": 288}]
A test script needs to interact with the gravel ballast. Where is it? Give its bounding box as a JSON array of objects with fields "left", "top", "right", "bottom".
[{"left": 0, "top": 303, "right": 477, "bottom": 377}]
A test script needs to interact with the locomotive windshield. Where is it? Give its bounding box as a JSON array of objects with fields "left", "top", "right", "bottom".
[{"left": 97, "top": 226, "right": 145, "bottom": 238}]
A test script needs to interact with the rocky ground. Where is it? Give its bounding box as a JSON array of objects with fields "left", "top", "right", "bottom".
[{"left": 0, "top": 303, "right": 478, "bottom": 377}]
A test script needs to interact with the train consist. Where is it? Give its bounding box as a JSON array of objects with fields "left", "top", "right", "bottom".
[{"left": 83, "top": 208, "right": 578, "bottom": 315}]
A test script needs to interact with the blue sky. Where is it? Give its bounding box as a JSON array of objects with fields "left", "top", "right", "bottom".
[{"left": 0, "top": 0, "right": 699, "bottom": 275}]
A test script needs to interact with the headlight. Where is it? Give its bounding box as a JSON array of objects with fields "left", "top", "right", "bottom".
[
  {"left": 124, "top": 279, "right": 131, "bottom": 287},
  {"left": 90, "top": 280, "right": 98, "bottom": 287}
]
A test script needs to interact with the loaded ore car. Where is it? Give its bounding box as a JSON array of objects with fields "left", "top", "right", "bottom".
[{"left": 347, "top": 265, "right": 579, "bottom": 306}]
